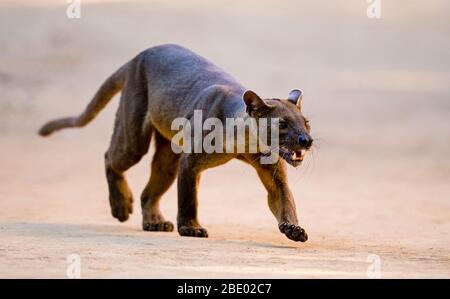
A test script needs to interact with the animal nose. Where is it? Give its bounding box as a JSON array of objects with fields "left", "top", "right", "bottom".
[{"left": 298, "top": 133, "right": 313, "bottom": 148}]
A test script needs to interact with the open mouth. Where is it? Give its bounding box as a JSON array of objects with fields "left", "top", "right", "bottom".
[{"left": 279, "top": 147, "right": 306, "bottom": 167}]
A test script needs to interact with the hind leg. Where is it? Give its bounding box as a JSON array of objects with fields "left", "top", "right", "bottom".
[
  {"left": 105, "top": 59, "right": 152, "bottom": 222},
  {"left": 141, "top": 132, "right": 180, "bottom": 232},
  {"left": 105, "top": 118, "right": 153, "bottom": 222},
  {"left": 105, "top": 121, "right": 153, "bottom": 222}
]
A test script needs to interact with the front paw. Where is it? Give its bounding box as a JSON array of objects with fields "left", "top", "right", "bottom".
[
  {"left": 279, "top": 222, "right": 308, "bottom": 242},
  {"left": 178, "top": 226, "right": 208, "bottom": 238}
]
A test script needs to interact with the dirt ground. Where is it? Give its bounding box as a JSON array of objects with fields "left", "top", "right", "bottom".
[{"left": 0, "top": 0, "right": 449, "bottom": 278}]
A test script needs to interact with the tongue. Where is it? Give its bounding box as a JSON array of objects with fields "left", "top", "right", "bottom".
[{"left": 293, "top": 151, "right": 303, "bottom": 161}]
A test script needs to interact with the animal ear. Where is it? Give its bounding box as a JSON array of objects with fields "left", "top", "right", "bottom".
[
  {"left": 243, "top": 90, "right": 270, "bottom": 115},
  {"left": 287, "top": 89, "right": 303, "bottom": 107}
]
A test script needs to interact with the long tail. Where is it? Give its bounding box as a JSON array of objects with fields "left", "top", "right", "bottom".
[{"left": 38, "top": 62, "right": 129, "bottom": 137}]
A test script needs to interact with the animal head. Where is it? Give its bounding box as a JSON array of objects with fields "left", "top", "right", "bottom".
[{"left": 243, "top": 89, "right": 313, "bottom": 167}]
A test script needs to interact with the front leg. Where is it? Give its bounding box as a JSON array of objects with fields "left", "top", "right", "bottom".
[
  {"left": 177, "top": 154, "right": 207, "bottom": 237},
  {"left": 177, "top": 153, "right": 234, "bottom": 238},
  {"left": 242, "top": 154, "right": 308, "bottom": 242}
]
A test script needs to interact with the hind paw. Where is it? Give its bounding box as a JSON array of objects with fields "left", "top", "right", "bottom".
[
  {"left": 110, "top": 196, "right": 133, "bottom": 222},
  {"left": 143, "top": 221, "right": 174, "bottom": 232}
]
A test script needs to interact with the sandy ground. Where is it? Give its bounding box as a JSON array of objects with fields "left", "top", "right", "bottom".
[{"left": 0, "top": 0, "right": 449, "bottom": 278}]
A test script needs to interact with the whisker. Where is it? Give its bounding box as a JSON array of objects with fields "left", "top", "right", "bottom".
[{"left": 249, "top": 145, "right": 280, "bottom": 164}]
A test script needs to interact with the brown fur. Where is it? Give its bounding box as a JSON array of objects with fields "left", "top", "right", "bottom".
[{"left": 39, "top": 44, "right": 313, "bottom": 242}]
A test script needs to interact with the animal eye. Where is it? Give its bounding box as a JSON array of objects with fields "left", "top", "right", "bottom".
[{"left": 279, "top": 120, "right": 288, "bottom": 129}]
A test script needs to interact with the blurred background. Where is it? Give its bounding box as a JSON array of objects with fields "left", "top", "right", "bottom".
[{"left": 0, "top": 0, "right": 449, "bottom": 278}]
